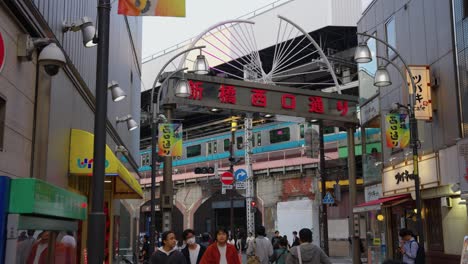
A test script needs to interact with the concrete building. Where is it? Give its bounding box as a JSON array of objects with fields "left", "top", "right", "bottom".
[
  {"left": 357, "top": 0, "right": 467, "bottom": 263},
  {"left": 0, "top": 0, "right": 143, "bottom": 263}
]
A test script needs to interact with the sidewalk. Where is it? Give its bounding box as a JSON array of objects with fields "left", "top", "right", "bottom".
[{"left": 329, "top": 257, "right": 353, "bottom": 264}]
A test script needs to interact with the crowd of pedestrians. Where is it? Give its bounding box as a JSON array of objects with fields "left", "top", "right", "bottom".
[{"left": 140, "top": 226, "right": 332, "bottom": 264}]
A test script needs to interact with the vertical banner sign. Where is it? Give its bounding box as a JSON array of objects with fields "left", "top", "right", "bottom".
[
  {"left": 158, "top": 123, "right": 183, "bottom": 157},
  {"left": 118, "top": 0, "right": 186, "bottom": 17},
  {"left": 385, "top": 113, "right": 410, "bottom": 148},
  {"left": 407, "top": 65, "right": 432, "bottom": 120}
]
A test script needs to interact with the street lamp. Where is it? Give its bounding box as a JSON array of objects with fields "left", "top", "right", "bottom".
[
  {"left": 354, "top": 33, "right": 425, "bottom": 251},
  {"left": 148, "top": 46, "right": 208, "bottom": 253}
]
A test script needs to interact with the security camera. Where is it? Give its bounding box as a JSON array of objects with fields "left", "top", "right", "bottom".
[{"left": 38, "top": 43, "right": 66, "bottom": 76}]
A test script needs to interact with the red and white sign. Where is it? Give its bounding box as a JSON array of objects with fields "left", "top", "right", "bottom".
[
  {"left": 221, "top": 171, "right": 234, "bottom": 185},
  {"left": 0, "top": 31, "right": 5, "bottom": 73}
]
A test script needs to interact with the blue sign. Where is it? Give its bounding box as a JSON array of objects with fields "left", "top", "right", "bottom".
[
  {"left": 235, "top": 168, "right": 248, "bottom": 182},
  {"left": 0, "top": 176, "right": 10, "bottom": 262},
  {"left": 323, "top": 192, "right": 335, "bottom": 204}
]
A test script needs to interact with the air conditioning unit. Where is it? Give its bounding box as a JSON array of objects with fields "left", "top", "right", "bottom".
[{"left": 441, "top": 197, "right": 452, "bottom": 208}]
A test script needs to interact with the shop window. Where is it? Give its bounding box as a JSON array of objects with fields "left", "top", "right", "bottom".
[
  {"left": 223, "top": 139, "right": 230, "bottom": 152},
  {"left": 270, "top": 127, "right": 290, "bottom": 144},
  {"left": 0, "top": 96, "right": 5, "bottom": 151},
  {"left": 236, "top": 136, "right": 244, "bottom": 149},
  {"left": 385, "top": 17, "right": 396, "bottom": 59},
  {"left": 186, "top": 145, "right": 201, "bottom": 158}
]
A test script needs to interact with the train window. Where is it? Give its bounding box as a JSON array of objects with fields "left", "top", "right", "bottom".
[
  {"left": 255, "top": 132, "right": 261, "bottom": 146},
  {"left": 187, "top": 145, "right": 201, "bottom": 158},
  {"left": 237, "top": 136, "right": 244, "bottom": 149},
  {"left": 270, "top": 127, "right": 290, "bottom": 143},
  {"left": 224, "top": 139, "right": 230, "bottom": 151},
  {"left": 300, "top": 124, "right": 305, "bottom": 138},
  {"left": 141, "top": 153, "right": 150, "bottom": 166}
]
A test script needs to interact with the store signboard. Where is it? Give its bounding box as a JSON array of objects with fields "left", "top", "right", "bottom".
[
  {"left": 360, "top": 96, "right": 379, "bottom": 125},
  {"left": 382, "top": 153, "right": 439, "bottom": 195},
  {"left": 407, "top": 65, "right": 432, "bottom": 120},
  {"left": 365, "top": 184, "right": 382, "bottom": 202},
  {"left": 8, "top": 179, "right": 87, "bottom": 220}
]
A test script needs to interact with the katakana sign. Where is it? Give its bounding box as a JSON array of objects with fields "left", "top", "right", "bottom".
[
  {"left": 166, "top": 74, "right": 359, "bottom": 124},
  {"left": 407, "top": 65, "right": 432, "bottom": 121}
]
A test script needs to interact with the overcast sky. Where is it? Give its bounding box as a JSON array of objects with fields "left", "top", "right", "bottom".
[
  {"left": 142, "top": 0, "right": 277, "bottom": 58},
  {"left": 142, "top": 0, "right": 371, "bottom": 58}
]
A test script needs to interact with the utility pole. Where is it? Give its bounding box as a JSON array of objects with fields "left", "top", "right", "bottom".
[
  {"left": 244, "top": 114, "right": 255, "bottom": 235},
  {"left": 347, "top": 127, "right": 360, "bottom": 264},
  {"left": 319, "top": 121, "right": 329, "bottom": 255},
  {"left": 229, "top": 117, "right": 236, "bottom": 237},
  {"left": 88, "top": 0, "right": 110, "bottom": 263},
  {"left": 160, "top": 104, "right": 175, "bottom": 232}
]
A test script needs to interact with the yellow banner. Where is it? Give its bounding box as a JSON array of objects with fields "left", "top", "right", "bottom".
[{"left": 118, "top": 0, "right": 186, "bottom": 17}]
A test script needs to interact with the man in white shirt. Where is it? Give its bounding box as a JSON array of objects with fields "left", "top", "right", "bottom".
[{"left": 181, "top": 229, "right": 206, "bottom": 264}]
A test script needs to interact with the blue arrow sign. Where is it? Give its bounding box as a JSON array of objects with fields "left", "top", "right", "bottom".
[
  {"left": 235, "top": 168, "right": 248, "bottom": 182},
  {"left": 323, "top": 192, "right": 335, "bottom": 204}
]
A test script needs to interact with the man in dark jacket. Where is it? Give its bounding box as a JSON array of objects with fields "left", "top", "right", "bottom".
[
  {"left": 286, "top": 228, "right": 331, "bottom": 264},
  {"left": 181, "top": 229, "right": 206, "bottom": 264},
  {"left": 150, "top": 231, "right": 187, "bottom": 264}
]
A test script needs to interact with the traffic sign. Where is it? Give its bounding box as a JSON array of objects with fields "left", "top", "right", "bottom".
[
  {"left": 0, "top": 31, "right": 5, "bottom": 73},
  {"left": 323, "top": 192, "right": 335, "bottom": 204},
  {"left": 221, "top": 171, "right": 234, "bottom": 185},
  {"left": 235, "top": 181, "right": 246, "bottom": 189},
  {"left": 235, "top": 168, "right": 248, "bottom": 182}
]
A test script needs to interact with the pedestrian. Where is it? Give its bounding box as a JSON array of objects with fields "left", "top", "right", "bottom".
[
  {"left": 26, "top": 231, "right": 50, "bottom": 264},
  {"left": 228, "top": 235, "right": 236, "bottom": 245},
  {"left": 235, "top": 233, "right": 243, "bottom": 252},
  {"left": 16, "top": 230, "right": 36, "bottom": 264},
  {"left": 246, "top": 232, "right": 255, "bottom": 245},
  {"left": 150, "top": 230, "right": 187, "bottom": 264},
  {"left": 271, "top": 238, "right": 289, "bottom": 264},
  {"left": 181, "top": 229, "right": 206, "bottom": 264},
  {"left": 291, "top": 231, "right": 300, "bottom": 247},
  {"left": 283, "top": 235, "right": 290, "bottom": 249},
  {"left": 139, "top": 235, "right": 151, "bottom": 263},
  {"left": 200, "top": 232, "right": 211, "bottom": 248},
  {"left": 271, "top": 230, "right": 281, "bottom": 250},
  {"left": 398, "top": 228, "right": 419, "bottom": 264},
  {"left": 285, "top": 228, "right": 331, "bottom": 264},
  {"left": 246, "top": 226, "right": 273, "bottom": 264},
  {"left": 199, "top": 227, "right": 241, "bottom": 264}
]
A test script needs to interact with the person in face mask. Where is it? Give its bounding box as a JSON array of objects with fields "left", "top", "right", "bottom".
[{"left": 181, "top": 229, "right": 206, "bottom": 264}]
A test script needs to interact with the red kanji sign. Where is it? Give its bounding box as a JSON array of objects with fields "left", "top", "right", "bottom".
[
  {"left": 251, "top": 89, "right": 267, "bottom": 107},
  {"left": 189, "top": 81, "right": 203, "bottom": 100},
  {"left": 336, "top": 100, "right": 348, "bottom": 116},
  {"left": 218, "top": 84, "right": 236, "bottom": 104},
  {"left": 281, "top": 94, "right": 296, "bottom": 109},
  {"left": 0, "top": 32, "right": 5, "bottom": 73},
  {"left": 221, "top": 171, "right": 234, "bottom": 185},
  {"left": 309, "top": 96, "right": 324, "bottom": 113}
]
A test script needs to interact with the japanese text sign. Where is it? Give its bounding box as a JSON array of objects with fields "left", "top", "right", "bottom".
[
  {"left": 169, "top": 74, "right": 359, "bottom": 124},
  {"left": 407, "top": 65, "right": 432, "bottom": 120},
  {"left": 158, "top": 123, "right": 183, "bottom": 157},
  {"left": 385, "top": 113, "right": 409, "bottom": 149}
]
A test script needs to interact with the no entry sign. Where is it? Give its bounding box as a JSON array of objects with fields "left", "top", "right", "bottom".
[
  {"left": 0, "top": 31, "right": 5, "bottom": 73},
  {"left": 221, "top": 171, "right": 234, "bottom": 185}
]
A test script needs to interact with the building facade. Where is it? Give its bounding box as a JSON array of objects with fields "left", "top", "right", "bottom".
[
  {"left": 0, "top": 0, "right": 142, "bottom": 263},
  {"left": 357, "top": 0, "right": 468, "bottom": 263}
]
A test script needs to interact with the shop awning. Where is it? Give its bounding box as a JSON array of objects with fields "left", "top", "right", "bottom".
[
  {"left": 353, "top": 194, "right": 411, "bottom": 213},
  {"left": 69, "top": 129, "right": 143, "bottom": 199}
]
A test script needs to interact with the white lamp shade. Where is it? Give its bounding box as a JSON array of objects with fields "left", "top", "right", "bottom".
[
  {"left": 81, "top": 22, "right": 96, "bottom": 47},
  {"left": 108, "top": 81, "right": 126, "bottom": 102},
  {"left": 127, "top": 118, "right": 138, "bottom": 131},
  {"left": 175, "top": 79, "right": 191, "bottom": 98},
  {"left": 193, "top": 54, "right": 209, "bottom": 74},
  {"left": 354, "top": 43, "right": 372, "bottom": 63},
  {"left": 374, "top": 66, "right": 392, "bottom": 87}
]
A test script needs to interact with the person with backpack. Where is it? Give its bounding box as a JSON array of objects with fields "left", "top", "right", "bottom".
[
  {"left": 270, "top": 238, "right": 289, "bottom": 264},
  {"left": 285, "top": 228, "right": 331, "bottom": 264},
  {"left": 246, "top": 226, "right": 273, "bottom": 264},
  {"left": 398, "top": 228, "right": 424, "bottom": 264}
]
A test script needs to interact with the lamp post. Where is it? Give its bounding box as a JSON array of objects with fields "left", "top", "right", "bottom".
[
  {"left": 354, "top": 33, "right": 425, "bottom": 250},
  {"left": 149, "top": 46, "right": 208, "bottom": 253},
  {"left": 88, "top": 0, "right": 110, "bottom": 263}
]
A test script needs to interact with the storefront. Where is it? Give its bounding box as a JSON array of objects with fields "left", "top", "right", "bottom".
[
  {"left": 67, "top": 129, "right": 143, "bottom": 263},
  {"left": 2, "top": 177, "right": 87, "bottom": 264}
]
